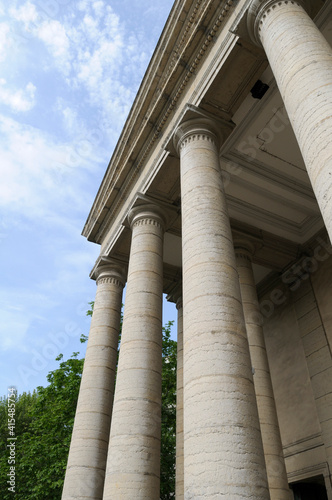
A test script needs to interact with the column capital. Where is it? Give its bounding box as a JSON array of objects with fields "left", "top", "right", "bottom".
[
  {"left": 173, "top": 116, "right": 234, "bottom": 156},
  {"left": 174, "top": 117, "right": 220, "bottom": 156},
  {"left": 247, "top": 0, "right": 312, "bottom": 46},
  {"left": 165, "top": 104, "right": 234, "bottom": 157},
  {"left": 166, "top": 282, "right": 183, "bottom": 310},
  {"left": 234, "top": 240, "right": 255, "bottom": 262},
  {"left": 95, "top": 264, "right": 126, "bottom": 288},
  {"left": 128, "top": 203, "right": 167, "bottom": 232}
]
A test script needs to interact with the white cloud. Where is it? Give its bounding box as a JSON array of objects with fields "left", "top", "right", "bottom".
[
  {"left": 37, "top": 18, "right": 69, "bottom": 56},
  {"left": 91, "top": 1, "right": 105, "bottom": 17},
  {"left": 0, "top": 79, "right": 36, "bottom": 112},
  {"left": 55, "top": 99, "right": 81, "bottom": 136},
  {"left": 5, "top": 1, "right": 152, "bottom": 135},
  {"left": 0, "top": 114, "right": 105, "bottom": 221},
  {"left": 0, "top": 0, "right": 178, "bottom": 398},
  {"left": 9, "top": 1, "right": 38, "bottom": 29}
]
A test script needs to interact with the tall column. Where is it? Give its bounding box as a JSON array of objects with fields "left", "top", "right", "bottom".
[
  {"left": 103, "top": 205, "right": 165, "bottom": 500},
  {"left": 176, "top": 293, "right": 184, "bottom": 500},
  {"left": 62, "top": 265, "right": 125, "bottom": 500},
  {"left": 235, "top": 244, "right": 292, "bottom": 500},
  {"left": 247, "top": 0, "right": 332, "bottom": 242},
  {"left": 175, "top": 117, "right": 270, "bottom": 499}
]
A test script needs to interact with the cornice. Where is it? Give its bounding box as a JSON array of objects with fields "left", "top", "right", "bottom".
[
  {"left": 151, "top": 0, "right": 235, "bottom": 137},
  {"left": 82, "top": 0, "right": 236, "bottom": 243},
  {"left": 144, "top": 0, "right": 211, "bottom": 121}
]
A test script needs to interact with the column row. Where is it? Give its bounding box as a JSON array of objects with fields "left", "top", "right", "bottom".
[
  {"left": 62, "top": 206, "right": 166, "bottom": 500},
  {"left": 62, "top": 0, "right": 332, "bottom": 497},
  {"left": 62, "top": 117, "right": 291, "bottom": 500}
]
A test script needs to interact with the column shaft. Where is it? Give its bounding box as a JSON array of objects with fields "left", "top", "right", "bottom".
[
  {"left": 62, "top": 267, "right": 124, "bottom": 500},
  {"left": 176, "top": 297, "right": 184, "bottom": 500},
  {"left": 177, "top": 119, "right": 269, "bottom": 499},
  {"left": 236, "top": 248, "right": 292, "bottom": 500},
  {"left": 103, "top": 207, "right": 164, "bottom": 500},
  {"left": 253, "top": 0, "right": 332, "bottom": 242}
]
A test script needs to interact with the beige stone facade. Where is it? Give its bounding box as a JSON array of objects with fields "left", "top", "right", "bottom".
[{"left": 62, "top": 0, "right": 332, "bottom": 498}]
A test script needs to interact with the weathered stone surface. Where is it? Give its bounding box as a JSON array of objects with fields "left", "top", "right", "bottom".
[
  {"left": 62, "top": 266, "right": 125, "bottom": 500},
  {"left": 102, "top": 206, "right": 164, "bottom": 500},
  {"left": 176, "top": 297, "right": 184, "bottom": 500},
  {"left": 236, "top": 246, "right": 292, "bottom": 500},
  {"left": 177, "top": 117, "right": 269, "bottom": 499},
  {"left": 64, "top": 0, "right": 332, "bottom": 497}
]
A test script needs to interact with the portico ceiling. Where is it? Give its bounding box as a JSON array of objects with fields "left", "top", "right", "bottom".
[
  {"left": 151, "top": 5, "right": 331, "bottom": 267},
  {"left": 221, "top": 71, "right": 323, "bottom": 245}
]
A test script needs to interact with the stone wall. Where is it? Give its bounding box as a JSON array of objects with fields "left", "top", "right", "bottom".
[{"left": 261, "top": 254, "right": 332, "bottom": 498}]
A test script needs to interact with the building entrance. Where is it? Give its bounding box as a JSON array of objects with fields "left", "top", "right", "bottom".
[{"left": 290, "top": 475, "right": 328, "bottom": 500}]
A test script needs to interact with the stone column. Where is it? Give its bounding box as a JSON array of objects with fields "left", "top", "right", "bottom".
[
  {"left": 235, "top": 244, "right": 292, "bottom": 500},
  {"left": 103, "top": 205, "right": 165, "bottom": 500},
  {"left": 62, "top": 265, "right": 125, "bottom": 500},
  {"left": 176, "top": 294, "right": 184, "bottom": 500},
  {"left": 247, "top": 0, "right": 332, "bottom": 242},
  {"left": 174, "top": 117, "right": 269, "bottom": 499}
]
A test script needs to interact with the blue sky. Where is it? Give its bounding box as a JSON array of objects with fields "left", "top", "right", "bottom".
[{"left": 0, "top": 0, "right": 177, "bottom": 396}]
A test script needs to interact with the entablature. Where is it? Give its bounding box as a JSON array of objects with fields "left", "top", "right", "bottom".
[{"left": 82, "top": 0, "right": 268, "bottom": 244}]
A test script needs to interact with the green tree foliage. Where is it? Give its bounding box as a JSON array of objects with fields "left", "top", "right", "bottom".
[
  {"left": 0, "top": 390, "right": 39, "bottom": 498},
  {"left": 160, "top": 321, "right": 177, "bottom": 499},
  {"left": 0, "top": 355, "right": 83, "bottom": 499},
  {"left": 0, "top": 308, "right": 177, "bottom": 499}
]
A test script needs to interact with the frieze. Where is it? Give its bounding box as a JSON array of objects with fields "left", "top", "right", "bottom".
[{"left": 85, "top": 0, "right": 234, "bottom": 243}]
